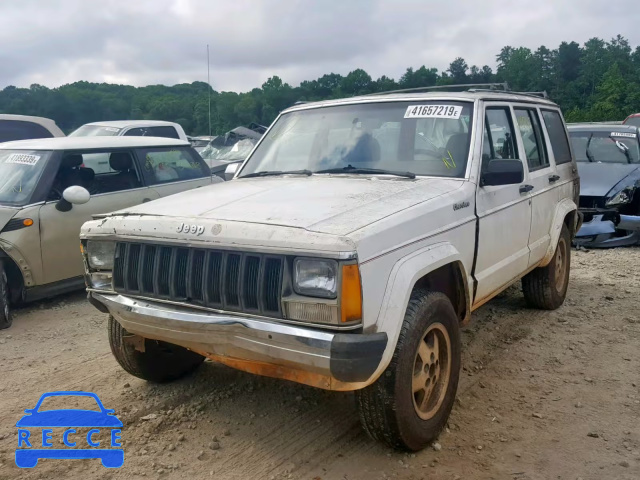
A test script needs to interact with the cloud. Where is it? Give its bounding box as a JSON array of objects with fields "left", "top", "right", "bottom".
[{"left": 0, "top": 0, "right": 638, "bottom": 92}]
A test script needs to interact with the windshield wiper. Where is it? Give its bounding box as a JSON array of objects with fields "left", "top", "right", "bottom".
[
  {"left": 240, "top": 169, "right": 312, "bottom": 178},
  {"left": 586, "top": 133, "right": 595, "bottom": 163},
  {"left": 611, "top": 137, "right": 633, "bottom": 164},
  {"left": 315, "top": 165, "right": 416, "bottom": 179}
]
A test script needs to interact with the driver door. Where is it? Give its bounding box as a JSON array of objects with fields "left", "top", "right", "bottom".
[{"left": 38, "top": 150, "right": 159, "bottom": 285}]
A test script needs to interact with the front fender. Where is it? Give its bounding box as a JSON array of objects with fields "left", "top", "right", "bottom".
[
  {"left": 364, "top": 242, "right": 470, "bottom": 386},
  {"left": 539, "top": 198, "right": 577, "bottom": 267}
]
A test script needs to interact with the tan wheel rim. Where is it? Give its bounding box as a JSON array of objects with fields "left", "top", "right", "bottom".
[
  {"left": 412, "top": 322, "right": 451, "bottom": 420},
  {"left": 555, "top": 236, "right": 568, "bottom": 292}
]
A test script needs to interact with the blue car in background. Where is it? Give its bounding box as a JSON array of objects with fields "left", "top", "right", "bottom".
[{"left": 15, "top": 391, "right": 123, "bottom": 468}]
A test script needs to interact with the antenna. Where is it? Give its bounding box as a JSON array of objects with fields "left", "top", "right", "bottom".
[{"left": 207, "top": 44, "right": 211, "bottom": 137}]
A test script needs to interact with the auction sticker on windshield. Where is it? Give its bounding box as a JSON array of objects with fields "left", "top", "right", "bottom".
[
  {"left": 5, "top": 154, "right": 41, "bottom": 166},
  {"left": 404, "top": 105, "right": 462, "bottom": 119},
  {"left": 611, "top": 132, "right": 637, "bottom": 138}
]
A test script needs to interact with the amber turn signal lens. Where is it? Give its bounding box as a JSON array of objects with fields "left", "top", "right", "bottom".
[
  {"left": 340, "top": 264, "right": 362, "bottom": 323},
  {"left": 23, "top": 218, "right": 33, "bottom": 227}
]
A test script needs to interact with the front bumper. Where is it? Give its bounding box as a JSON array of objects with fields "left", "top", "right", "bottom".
[
  {"left": 90, "top": 292, "right": 387, "bottom": 391},
  {"left": 575, "top": 208, "right": 640, "bottom": 248}
]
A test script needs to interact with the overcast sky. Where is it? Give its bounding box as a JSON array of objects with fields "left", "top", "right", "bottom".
[{"left": 1, "top": 0, "right": 638, "bottom": 92}]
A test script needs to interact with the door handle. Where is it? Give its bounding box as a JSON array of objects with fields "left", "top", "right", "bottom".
[
  {"left": 548, "top": 175, "right": 560, "bottom": 183},
  {"left": 142, "top": 198, "right": 152, "bottom": 203},
  {"left": 519, "top": 184, "right": 534, "bottom": 194}
]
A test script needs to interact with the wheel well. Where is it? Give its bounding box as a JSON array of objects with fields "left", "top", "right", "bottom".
[
  {"left": 1, "top": 256, "right": 24, "bottom": 304},
  {"left": 563, "top": 210, "right": 577, "bottom": 237},
  {"left": 412, "top": 262, "right": 467, "bottom": 322}
]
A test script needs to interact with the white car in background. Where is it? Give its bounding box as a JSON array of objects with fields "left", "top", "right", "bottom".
[
  {"left": 0, "top": 114, "right": 64, "bottom": 143},
  {"left": 69, "top": 121, "right": 189, "bottom": 174},
  {"left": 69, "top": 120, "right": 188, "bottom": 141}
]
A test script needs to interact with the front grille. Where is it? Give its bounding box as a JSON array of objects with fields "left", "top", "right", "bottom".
[{"left": 113, "top": 242, "right": 284, "bottom": 317}]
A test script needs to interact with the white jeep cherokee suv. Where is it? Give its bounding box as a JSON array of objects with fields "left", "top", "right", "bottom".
[{"left": 81, "top": 87, "right": 581, "bottom": 451}]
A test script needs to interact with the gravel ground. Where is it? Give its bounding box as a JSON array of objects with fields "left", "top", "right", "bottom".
[{"left": 0, "top": 247, "right": 638, "bottom": 480}]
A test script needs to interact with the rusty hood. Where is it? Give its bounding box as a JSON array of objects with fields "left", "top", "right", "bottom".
[{"left": 106, "top": 175, "right": 463, "bottom": 236}]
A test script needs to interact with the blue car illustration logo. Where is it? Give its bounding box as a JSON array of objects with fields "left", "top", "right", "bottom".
[{"left": 15, "top": 391, "right": 123, "bottom": 468}]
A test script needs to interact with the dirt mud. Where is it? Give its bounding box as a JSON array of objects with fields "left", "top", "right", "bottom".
[{"left": 0, "top": 247, "right": 638, "bottom": 480}]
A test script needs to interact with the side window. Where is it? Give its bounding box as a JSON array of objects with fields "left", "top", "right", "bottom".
[
  {"left": 482, "top": 108, "right": 519, "bottom": 172},
  {"left": 541, "top": 110, "right": 572, "bottom": 165},
  {"left": 48, "top": 150, "right": 142, "bottom": 200},
  {"left": 514, "top": 109, "right": 549, "bottom": 171},
  {"left": 123, "top": 127, "right": 146, "bottom": 137},
  {"left": 146, "top": 126, "right": 180, "bottom": 139},
  {"left": 137, "top": 147, "right": 210, "bottom": 185}
]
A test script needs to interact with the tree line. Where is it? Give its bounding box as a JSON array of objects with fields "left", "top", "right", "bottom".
[{"left": 1, "top": 35, "right": 639, "bottom": 135}]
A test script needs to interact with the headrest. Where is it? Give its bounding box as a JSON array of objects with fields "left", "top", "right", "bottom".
[
  {"left": 78, "top": 167, "right": 95, "bottom": 182},
  {"left": 60, "top": 154, "right": 83, "bottom": 169},
  {"left": 109, "top": 152, "right": 133, "bottom": 171}
]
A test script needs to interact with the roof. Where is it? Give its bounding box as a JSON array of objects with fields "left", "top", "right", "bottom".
[
  {"left": 283, "top": 91, "right": 558, "bottom": 114},
  {"left": 0, "top": 136, "right": 190, "bottom": 150},
  {"left": 83, "top": 120, "right": 182, "bottom": 128},
  {"left": 0, "top": 114, "right": 64, "bottom": 137},
  {"left": 567, "top": 123, "right": 639, "bottom": 133}
]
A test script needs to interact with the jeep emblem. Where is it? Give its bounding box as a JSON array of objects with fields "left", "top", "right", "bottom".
[{"left": 177, "top": 223, "right": 205, "bottom": 235}]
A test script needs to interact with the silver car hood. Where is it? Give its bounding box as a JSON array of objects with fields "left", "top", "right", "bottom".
[
  {"left": 577, "top": 162, "right": 640, "bottom": 197},
  {"left": 111, "top": 175, "right": 463, "bottom": 236}
]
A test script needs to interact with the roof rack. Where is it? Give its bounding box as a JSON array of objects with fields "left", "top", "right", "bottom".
[
  {"left": 362, "top": 83, "right": 511, "bottom": 97},
  {"left": 517, "top": 91, "right": 549, "bottom": 99}
]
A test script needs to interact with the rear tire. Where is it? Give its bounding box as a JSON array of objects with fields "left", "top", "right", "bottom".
[
  {"left": 108, "top": 315, "right": 204, "bottom": 382},
  {"left": 355, "top": 290, "right": 461, "bottom": 451},
  {"left": 522, "top": 224, "right": 571, "bottom": 310},
  {"left": 0, "top": 262, "right": 13, "bottom": 330}
]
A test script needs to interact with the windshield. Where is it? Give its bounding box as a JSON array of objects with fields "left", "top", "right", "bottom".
[
  {"left": 569, "top": 131, "right": 640, "bottom": 164},
  {"left": 200, "top": 138, "right": 257, "bottom": 163},
  {"left": 239, "top": 101, "right": 473, "bottom": 178},
  {"left": 0, "top": 150, "right": 51, "bottom": 205},
  {"left": 69, "top": 125, "right": 122, "bottom": 137}
]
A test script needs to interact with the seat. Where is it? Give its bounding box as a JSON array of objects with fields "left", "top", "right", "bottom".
[
  {"left": 443, "top": 133, "right": 469, "bottom": 176},
  {"left": 108, "top": 152, "right": 140, "bottom": 190},
  {"left": 49, "top": 154, "right": 85, "bottom": 199},
  {"left": 343, "top": 133, "right": 381, "bottom": 164}
]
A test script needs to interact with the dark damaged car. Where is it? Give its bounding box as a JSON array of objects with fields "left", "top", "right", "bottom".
[{"left": 568, "top": 124, "right": 640, "bottom": 247}]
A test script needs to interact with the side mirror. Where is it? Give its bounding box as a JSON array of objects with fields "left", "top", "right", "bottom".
[
  {"left": 56, "top": 186, "right": 90, "bottom": 212},
  {"left": 224, "top": 162, "right": 239, "bottom": 181},
  {"left": 482, "top": 159, "right": 524, "bottom": 186}
]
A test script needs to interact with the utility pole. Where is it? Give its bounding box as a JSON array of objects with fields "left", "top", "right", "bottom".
[{"left": 207, "top": 44, "right": 211, "bottom": 137}]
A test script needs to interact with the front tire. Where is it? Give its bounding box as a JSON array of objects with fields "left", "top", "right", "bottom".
[
  {"left": 108, "top": 315, "right": 205, "bottom": 382},
  {"left": 0, "top": 262, "right": 12, "bottom": 330},
  {"left": 355, "top": 290, "right": 461, "bottom": 451},
  {"left": 522, "top": 224, "right": 571, "bottom": 310}
]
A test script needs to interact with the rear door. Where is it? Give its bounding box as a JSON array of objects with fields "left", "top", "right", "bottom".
[
  {"left": 512, "top": 106, "right": 557, "bottom": 266},
  {"left": 540, "top": 108, "right": 578, "bottom": 209},
  {"left": 134, "top": 146, "right": 212, "bottom": 198},
  {"left": 474, "top": 104, "right": 532, "bottom": 303},
  {"left": 38, "top": 150, "right": 159, "bottom": 284}
]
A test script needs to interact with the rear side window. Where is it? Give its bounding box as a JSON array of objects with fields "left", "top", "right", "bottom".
[
  {"left": 0, "top": 120, "right": 54, "bottom": 143},
  {"left": 123, "top": 126, "right": 180, "bottom": 139},
  {"left": 514, "top": 109, "right": 549, "bottom": 171},
  {"left": 146, "top": 126, "right": 180, "bottom": 139},
  {"left": 541, "top": 110, "right": 572, "bottom": 165},
  {"left": 137, "top": 147, "right": 210, "bottom": 185}
]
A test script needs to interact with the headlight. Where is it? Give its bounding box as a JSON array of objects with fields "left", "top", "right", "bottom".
[
  {"left": 86, "top": 240, "right": 116, "bottom": 270},
  {"left": 294, "top": 258, "right": 338, "bottom": 298},
  {"left": 606, "top": 188, "right": 633, "bottom": 207}
]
